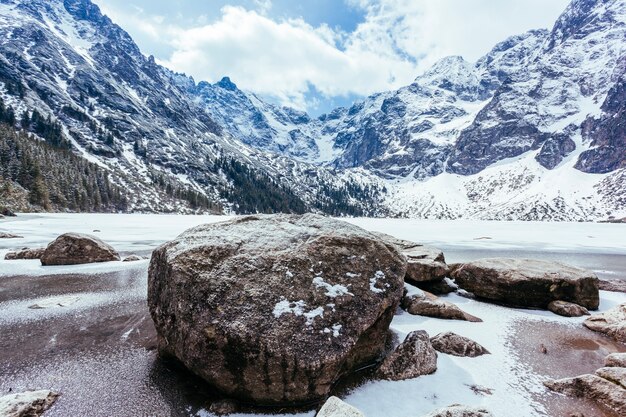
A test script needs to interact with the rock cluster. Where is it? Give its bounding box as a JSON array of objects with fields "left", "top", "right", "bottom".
[
  {"left": 148, "top": 214, "right": 406, "bottom": 405},
  {"left": 40, "top": 233, "right": 120, "bottom": 266}
]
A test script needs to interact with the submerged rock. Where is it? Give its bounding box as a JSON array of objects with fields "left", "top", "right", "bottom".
[
  {"left": 376, "top": 330, "right": 437, "bottom": 381},
  {"left": 545, "top": 366, "right": 626, "bottom": 416},
  {"left": 316, "top": 396, "right": 364, "bottom": 417},
  {"left": 40, "top": 233, "right": 120, "bottom": 266},
  {"left": 0, "top": 390, "right": 59, "bottom": 417},
  {"left": 0, "top": 232, "right": 22, "bottom": 239},
  {"left": 4, "top": 248, "right": 45, "bottom": 260},
  {"left": 421, "top": 405, "right": 494, "bottom": 417},
  {"left": 451, "top": 258, "right": 599, "bottom": 309},
  {"left": 148, "top": 214, "right": 406, "bottom": 405},
  {"left": 547, "top": 300, "right": 590, "bottom": 317},
  {"left": 584, "top": 303, "right": 626, "bottom": 342},
  {"left": 430, "top": 332, "right": 490, "bottom": 357},
  {"left": 401, "top": 289, "right": 482, "bottom": 322}
]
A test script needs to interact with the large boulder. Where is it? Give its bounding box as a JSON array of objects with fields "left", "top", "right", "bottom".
[
  {"left": 430, "top": 332, "right": 490, "bottom": 357},
  {"left": 316, "top": 397, "right": 364, "bottom": 417},
  {"left": 40, "top": 233, "right": 120, "bottom": 266},
  {"left": 451, "top": 258, "right": 599, "bottom": 309},
  {"left": 547, "top": 300, "right": 589, "bottom": 317},
  {"left": 545, "top": 367, "right": 626, "bottom": 415},
  {"left": 376, "top": 330, "right": 437, "bottom": 381},
  {"left": 421, "top": 405, "right": 494, "bottom": 417},
  {"left": 4, "top": 248, "right": 45, "bottom": 260},
  {"left": 584, "top": 303, "right": 626, "bottom": 342},
  {"left": 401, "top": 289, "right": 482, "bottom": 322},
  {"left": 148, "top": 214, "right": 406, "bottom": 405},
  {"left": 372, "top": 232, "right": 449, "bottom": 284},
  {"left": 0, "top": 390, "right": 59, "bottom": 417}
]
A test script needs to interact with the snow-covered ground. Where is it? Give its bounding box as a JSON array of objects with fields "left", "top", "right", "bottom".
[{"left": 0, "top": 214, "right": 625, "bottom": 417}]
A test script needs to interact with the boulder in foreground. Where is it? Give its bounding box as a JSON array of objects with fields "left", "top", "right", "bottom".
[
  {"left": 148, "top": 214, "right": 406, "bottom": 405},
  {"left": 584, "top": 303, "right": 626, "bottom": 342},
  {"left": 0, "top": 390, "right": 59, "bottom": 417},
  {"left": 316, "top": 396, "right": 363, "bottom": 417},
  {"left": 41, "top": 233, "right": 120, "bottom": 266},
  {"left": 421, "top": 405, "right": 494, "bottom": 417},
  {"left": 4, "top": 248, "right": 45, "bottom": 260},
  {"left": 376, "top": 330, "right": 437, "bottom": 380},
  {"left": 430, "top": 332, "right": 490, "bottom": 357},
  {"left": 451, "top": 258, "right": 599, "bottom": 309}
]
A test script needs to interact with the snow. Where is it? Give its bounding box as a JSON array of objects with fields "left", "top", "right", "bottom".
[
  {"left": 369, "top": 270, "right": 386, "bottom": 294},
  {"left": 313, "top": 276, "right": 353, "bottom": 298},
  {"left": 273, "top": 299, "right": 324, "bottom": 326}
]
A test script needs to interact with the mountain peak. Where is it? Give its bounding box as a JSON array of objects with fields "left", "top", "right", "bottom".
[{"left": 216, "top": 76, "right": 238, "bottom": 91}]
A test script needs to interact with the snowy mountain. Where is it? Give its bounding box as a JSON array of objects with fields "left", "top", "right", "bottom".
[{"left": 0, "top": 0, "right": 624, "bottom": 220}]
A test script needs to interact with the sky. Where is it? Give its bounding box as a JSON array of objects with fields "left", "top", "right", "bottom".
[{"left": 92, "top": 0, "right": 571, "bottom": 116}]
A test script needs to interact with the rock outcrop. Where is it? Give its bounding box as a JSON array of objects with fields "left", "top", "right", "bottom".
[
  {"left": 316, "top": 397, "right": 364, "bottom": 417},
  {"left": 430, "top": 332, "right": 490, "bottom": 357},
  {"left": 547, "top": 300, "right": 590, "bottom": 317},
  {"left": 148, "top": 214, "right": 406, "bottom": 405},
  {"left": 376, "top": 330, "right": 437, "bottom": 381},
  {"left": 401, "top": 289, "right": 482, "bottom": 322},
  {"left": 451, "top": 258, "right": 599, "bottom": 309},
  {"left": 0, "top": 390, "right": 59, "bottom": 417},
  {"left": 40, "top": 233, "right": 120, "bottom": 266},
  {"left": 421, "top": 404, "right": 495, "bottom": 417},
  {"left": 545, "top": 364, "right": 626, "bottom": 416},
  {"left": 584, "top": 303, "right": 626, "bottom": 342},
  {"left": 4, "top": 248, "right": 45, "bottom": 260}
]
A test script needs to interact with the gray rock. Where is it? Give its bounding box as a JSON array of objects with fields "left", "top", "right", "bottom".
[
  {"left": 599, "top": 279, "right": 626, "bottom": 293},
  {"left": 376, "top": 330, "right": 437, "bottom": 381},
  {"left": 122, "top": 255, "right": 143, "bottom": 262},
  {"left": 4, "top": 248, "right": 45, "bottom": 260},
  {"left": 421, "top": 404, "right": 495, "bottom": 417},
  {"left": 316, "top": 396, "right": 364, "bottom": 417},
  {"left": 41, "top": 233, "right": 120, "bottom": 266},
  {"left": 545, "top": 367, "right": 626, "bottom": 416},
  {"left": 547, "top": 300, "right": 590, "bottom": 317},
  {"left": 430, "top": 332, "right": 490, "bottom": 357},
  {"left": 208, "top": 399, "right": 238, "bottom": 416},
  {"left": 401, "top": 289, "right": 482, "bottom": 322},
  {"left": 0, "top": 390, "right": 59, "bottom": 417},
  {"left": 0, "top": 232, "right": 22, "bottom": 239},
  {"left": 584, "top": 303, "right": 626, "bottom": 343},
  {"left": 148, "top": 214, "right": 406, "bottom": 405},
  {"left": 605, "top": 352, "right": 626, "bottom": 368},
  {"left": 451, "top": 258, "right": 599, "bottom": 309}
]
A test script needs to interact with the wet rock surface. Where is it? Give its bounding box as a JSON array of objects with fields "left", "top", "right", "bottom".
[
  {"left": 584, "top": 304, "right": 626, "bottom": 342},
  {"left": 401, "top": 289, "right": 482, "bottom": 322},
  {"left": 451, "top": 258, "right": 600, "bottom": 309},
  {"left": 376, "top": 330, "right": 437, "bottom": 381},
  {"left": 548, "top": 300, "right": 590, "bottom": 317},
  {"left": 148, "top": 214, "right": 407, "bottom": 405},
  {"left": 316, "top": 396, "right": 364, "bottom": 417},
  {"left": 0, "top": 390, "right": 59, "bottom": 417},
  {"left": 421, "top": 404, "right": 494, "bottom": 417},
  {"left": 430, "top": 332, "right": 490, "bottom": 357},
  {"left": 41, "top": 233, "right": 120, "bottom": 266},
  {"left": 4, "top": 248, "right": 45, "bottom": 260}
]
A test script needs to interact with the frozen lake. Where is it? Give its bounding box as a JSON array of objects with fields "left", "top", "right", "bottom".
[{"left": 0, "top": 214, "right": 625, "bottom": 417}]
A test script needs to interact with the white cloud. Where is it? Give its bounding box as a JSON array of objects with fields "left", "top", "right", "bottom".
[{"left": 96, "top": 0, "right": 571, "bottom": 111}]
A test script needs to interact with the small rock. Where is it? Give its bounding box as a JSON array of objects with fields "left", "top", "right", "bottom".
[
  {"left": 0, "top": 232, "right": 22, "bottom": 239},
  {"left": 421, "top": 404, "right": 495, "bottom": 417},
  {"left": 376, "top": 330, "right": 437, "bottom": 381},
  {"left": 93, "top": 230, "right": 101, "bottom": 233},
  {"left": 0, "top": 214, "right": 4, "bottom": 219},
  {"left": 401, "top": 289, "right": 482, "bottom": 322},
  {"left": 0, "top": 390, "right": 59, "bottom": 417},
  {"left": 584, "top": 303, "right": 626, "bottom": 342},
  {"left": 430, "top": 332, "right": 490, "bottom": 357},
  {"left": 451, "top": 258, "right": 599, "bottom": 310},
  {"left": 4, "top": 248, "right": 45, "bottom": 260},
  {"left": 548, "top": 300, "right": 590, "bottom": 317},
  {"left": 208, "top": 399, "right": 238, "bottom": 416},
  {"left": 41, "top": 233, "right": 120, "bottom": 266},
  {"left": 599, "top": 279, "right": 626, "bottom": 293},
  {"left": 316, "top": 396, "right": 364, "bottom": 417},
  {"left": 605, "top": 352, "right": 626, "bottom": 368},
  {"left": 122, "top": 255, "right": 143, "bottom": 262},
  {"left": 0, "top": 208, "right": 16, "bottom": 217}
]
